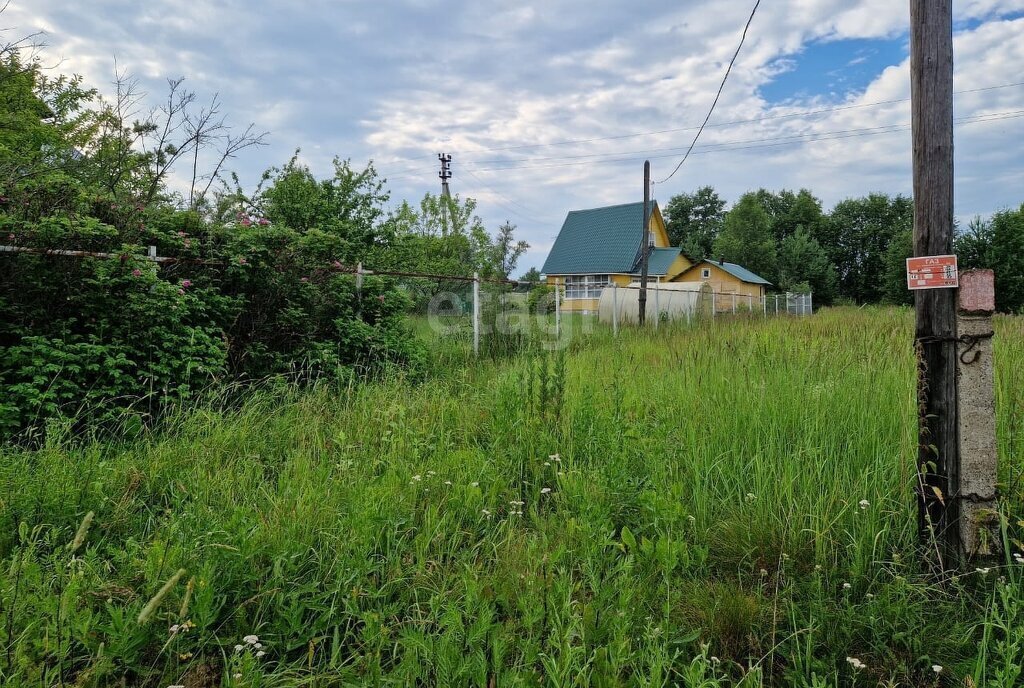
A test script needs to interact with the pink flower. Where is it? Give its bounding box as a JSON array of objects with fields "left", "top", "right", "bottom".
[
  {"left": 332, "top": 260, "right": 342, "bottom": 269},
  {"left": 178, "top": 288, "right": 185, "bottom": 295},
  {"left": 258, "top": 218, "right": 270, "bottom": 226},
  {"left": 240, "top": 218, "right": 252, "bottom": 227},
  {"left": 177, "top": 231, "right": 187, "bottom": 238},
  {"left": 238, "top": 257, "right": 248, "bottom": 265},
  {"left": 132, "top": 269, "right": 142, "bottom": 277},
  {"left": 181, "top": 279, "right": 192, "bottom": 289}
]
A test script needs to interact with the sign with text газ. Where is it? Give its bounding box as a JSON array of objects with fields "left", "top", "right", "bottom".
[{"left": 906, "top": 255, "right": 958, "bottom": 290}]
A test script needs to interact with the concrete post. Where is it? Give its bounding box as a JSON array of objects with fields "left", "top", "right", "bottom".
[
  {"left": 654, "top": 280, "right": 660, "bottom": 329},
  {"left": 956, "top": 270, "right": 999, "bottom": 559},
  {"left": 472, "top": 272, "right": 480, "bottom": 357},
  {"left": 732, "top": 293, "right": 736, "bottom": 314}
]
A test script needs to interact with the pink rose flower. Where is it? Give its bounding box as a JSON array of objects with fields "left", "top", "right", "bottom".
[
  {"left": 132, "top": 269, "right": 142, "bottom": 277},
  {"left": 181, "top": 280, "right": 192, "bottom": 288}
]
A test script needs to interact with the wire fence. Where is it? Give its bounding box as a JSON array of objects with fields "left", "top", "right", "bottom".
[{"left": 1, "top": 243, "right": 814, "bottom": 357}]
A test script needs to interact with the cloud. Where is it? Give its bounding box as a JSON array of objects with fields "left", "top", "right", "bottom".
[{"left": 4, "top": 0, "right": 1024, "bottom": 271}]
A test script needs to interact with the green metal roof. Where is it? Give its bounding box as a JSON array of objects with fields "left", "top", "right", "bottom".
[
  {"left": 644, "top": 247, "right": 682, "bottom": 276},
  {"left": 697, "top": 260, "right": 772, "bottom": 285},
  {"left": 541, "top": 201, "right": 658, "bottom": 275}
]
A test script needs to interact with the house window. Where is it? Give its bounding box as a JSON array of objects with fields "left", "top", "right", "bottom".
[
  {"left": 701, "top": 268, "right": 711, "bottom": 279},
  {"left": 564, "top": 275, "right": 609, "bottom": 299}
]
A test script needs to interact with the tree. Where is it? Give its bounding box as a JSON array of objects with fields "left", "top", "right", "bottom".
[
  {"left": 957, "top": 206, "right": 1024, "bottom": 313},
  {"left": 819, "top": 193, "right": 913, "bottom": 303},
  {"left": 713, "top": 192, "right": 778, "bottom": 283},
  {"left": 663, "top": 186, "right": 725, "bottom": 258},
  {"left": 778, "top": 226, "right": 839, "bottom": 304},
  {"left": 519, "top": 267, "right": 541, "bottom": 284},
  {"left": 881, "top": 228, "right": 913, "bottom": 306},
  {"left": 490, "top": 221, "right": 529, "bottom": 279}
]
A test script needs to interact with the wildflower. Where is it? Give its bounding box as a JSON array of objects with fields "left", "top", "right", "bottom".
[
  {"left": 427, "top": 470, "right": 436, "bottom": 476},
  {"left": 301, "top": 277, "right": 309, "bottom": 283},
  {"left": 233, "top": 674, "right": 242, "bottom": 680},
  {"left": 238, "top": 257, "right": 248, "bottom": 265},
  {"left": 178, "top": 288, "right": 185, "bottom": 295},
  {"left": 258, "top": 218, "right": 270, "bottom": 226},
  {"left": 858, "top": 499, "right": 870, "bottom": 510},
  {"left": 256, "top": 650, "right": 266, "bottom": 658},
  {"left": 471, "top": 482, "right": 479, "bottom": 487},
  {"left": 178, "top": 652, "right": 192, "bottom": 660},
  {"left": 181, "top": 279, "right": 192, "bottom": 289},
  {"left": 240, "top": 218, "right": 252, "bottom": 227},
  {"left": 544, "top": 461, "right": 551, "bottom": 467},
  {"left": 132, "top": 268, "right": 142, "bottom": 277},
  {"left": 759, "top": 568, "right": 768, "bottom": 577},
  {"left": 540, "top": 487, "right": 551, "bottom": 494},
  {"left": 687, "top": 515, "right": 696, "bottom": 524},
  {"left": 1013, "top": 552, "right": 1024, "bottom": 564},
  {"left": 745, "top": 492, "right": 756, "bottom": 502},
  {"left": 481, "top": 509, "right": 491, "bottom": 517},
  {"left": 243, "top": 635, "right": 259, "bottom": 645},
  {"left": 169, "top": 624, "right": 180, "bottom": 634},
  {"left": 444, "top": 481, "right": 452, "bottom": 486},
  {"left": 411, "top": 475, "right": 422, "bottom": 482},
  {"left": 865, "top": 593, "right": 875, "bottom": 600},
  {"left": 846, "top": 656, "right": 866, "bottom": 670},
  {"left": 710, "top": 656, "right": 720, "bottom": 665},
  {"left": 932, "top": 665, "right": 942, "bottom": 674},
  {"left": 177, "top": 231, "right": 187, "bottom": 237},
  {"left": 378, "top": 294, "right": 385, "bottom": 302},
  {"left": 332, "top": 260, "right": 342, "bottom": 269},
  {"left": 842, "top": 582, "right": 852, "bottom": 590},
  {"left": 254, "top": 642, "right": 262, "bottom": 649},
  {"left": 549, "top": 453, "right": 560, "bottom": 462},
  {"left": 234, "top": 644, "right": 243, "bottom": 652},
  {"left": 975, "top": 567, "right": 991, "bottom": 575}
]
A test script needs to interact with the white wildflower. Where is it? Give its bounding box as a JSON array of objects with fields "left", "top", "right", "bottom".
[
  {"left": 481, "top": 509, "right": 491, "bottom": 517},
  {"left": 233, "top": 674, "right": 242, "bottom": 680},
  {"left": 932, "top": 665, "right": 942, "bottom": 674},
  {"left": 549, "top": 454, "right": 560, "bottom": 462},
  {"left": 471, "top": 482, "right": 479, "bottom": 487},
  {"left": 544, "top": 461, "right": 551, "bottom": 466},
  {"left": 541, "top": 487, "right": 552, "bottom": 494},
  {"left": 444, "top": 481, "right": 452, "bottom": 486},
  {"left": 411, "top": 475, "right": 422, "bottom": 482},
  {"left": 169, "top": 624, "right": 180, "bottom": 634},
  {"left": 254, "top": 642, "right": 262, "bottom": 649},
  {"left": 975, "top": 567, "right": 991, "bottom": 575},
  {"left": 687, "top": 515, "right": 696, "bottom": 524},
  {"left": 256, "top": 650, "right": 266, "bottom": 658},
  {"left": 865, "top": 593, "right": 875, "bottom": 600},
  {"left": 846, "top": 656, "right": 866, "bottom": 670},
  {"left": 858, "top": 499, "right": 870, "bottom": 510},
  {"left": 745, "top": 492, "right": 756, "bottom": 502},
  {"left": 759, "top": 568, "right": 768, "bottom": 577},
  {"left": 243, "top": 635, "right": 259, "bottom": 645},
  {"left": 710, "top": 656, "right": 720, "bottom": 665},
  {"left": 842, "top": 582, "right": 852, "bottom": 590},
  {"left": 234, "top": 644, "right": 243, "bottom": 652}
]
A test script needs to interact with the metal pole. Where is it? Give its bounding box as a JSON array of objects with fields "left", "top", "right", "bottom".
[
  {"left": 356, "top": 261, "right": 363, "bottom": 316},
  {"left": 654, "top": 279, "right": 660, "bottom": 329},
  {"left": 555, "top": 278, "right": 561, "bottom": 340},
  {"left": 763, "top": 293, "right": 767, "bottom": 317},
  {"left": 148, "top": 245, "right": 157, "bottom": 260},
  {"left": 639, "top": 161, "right": 651, "bottom": 325},
  {"left": 911, "top": 0, "right": 959, "bottom": 562},
  {"left": 711, "top": 291, "right": 716, "bottom": 317},
  {"left": 775, "top": 294, "right": 779, "bottom": 315},
  {"left": 473, "top": 272, "right": 480, "bottom": 357},
  {"left": 612, "top": 283, "right": 619, "bottom": 336},
  {"left": 732, "top": 293, "right": 736, "bottom": 314}
]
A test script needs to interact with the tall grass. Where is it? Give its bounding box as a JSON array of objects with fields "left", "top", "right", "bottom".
[{"left": 1, "top": 308, "right": 1021, "bottom": 686}]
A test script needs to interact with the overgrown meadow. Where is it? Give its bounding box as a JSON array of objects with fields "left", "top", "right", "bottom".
[{"left": 1, "top": 308, "right": 1023, "bottom": 687}]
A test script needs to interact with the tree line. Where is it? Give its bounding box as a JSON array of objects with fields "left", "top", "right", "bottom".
[{"left": 664, "top": 186, "right": 1024, "bottom": 311}]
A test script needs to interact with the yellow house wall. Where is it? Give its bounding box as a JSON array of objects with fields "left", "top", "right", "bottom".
[{"left": 671, "top": 264, "right": 766, "bottom": 311}]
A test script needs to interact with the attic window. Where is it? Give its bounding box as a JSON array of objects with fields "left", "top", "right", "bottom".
[{"left": 701, "top": 268, "right": 711, "bottom": 279}]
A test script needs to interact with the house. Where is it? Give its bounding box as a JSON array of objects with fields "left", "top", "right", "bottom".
[
  {"left": 670, "top": 259, "right": 772, "bottom": 309},
  {"left": 541, "top": 201, "right": 692, "bottom": 313}
]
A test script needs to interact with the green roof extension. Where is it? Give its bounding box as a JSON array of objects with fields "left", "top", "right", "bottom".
[
  {"left": 542, "top": 201, "right": 658, "bottom": 275},
  {"left": 697, "top": 260, "right": 772, "bottom": 285},
  {"left": 644, "top": 247, "right": 682, "bottom": 277}
]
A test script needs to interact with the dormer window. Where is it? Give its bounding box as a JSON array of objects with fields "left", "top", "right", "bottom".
[{"left": 701, "top": 268, "right": 711, "bottom": 279}]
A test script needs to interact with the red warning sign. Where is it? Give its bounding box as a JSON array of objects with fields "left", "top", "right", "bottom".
[{"left": 906, "top": 255, "right": 958, "bottom": 290}]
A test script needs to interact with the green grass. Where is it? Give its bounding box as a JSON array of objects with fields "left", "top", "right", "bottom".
[{"left": 1, "top": 307, "right": 1023, "bottom": 687}]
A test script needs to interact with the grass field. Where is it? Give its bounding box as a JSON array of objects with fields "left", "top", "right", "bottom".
[{"left": 1, "top": 308, "right": 1022, "bottom": 687}]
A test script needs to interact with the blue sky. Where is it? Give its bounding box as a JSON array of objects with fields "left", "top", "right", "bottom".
[{"left": 6, "top": 0, "right": 1024, "bottom": 273}]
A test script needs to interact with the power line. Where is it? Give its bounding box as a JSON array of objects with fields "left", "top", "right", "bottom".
[
  {"left": 657, "top": 0, "right": 761, "bottom": 184},
  {"left": 375, "top": 81, "right": 1024, "bottom": 173},
  {"left": 458, "top": 109, "right": 1024, "bottom": 174}
]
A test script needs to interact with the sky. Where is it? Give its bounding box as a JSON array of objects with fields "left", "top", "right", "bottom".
[{"left": 5, "top": 0, "right": 1024, "bottom": 273}]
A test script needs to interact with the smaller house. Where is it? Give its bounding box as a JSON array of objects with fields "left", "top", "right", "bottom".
[
  {"left": 671, "top": 259, "right": 772, "bottom": 309},
  {"left": 541, "top": 201, "right": 692, "bottom": 313}
]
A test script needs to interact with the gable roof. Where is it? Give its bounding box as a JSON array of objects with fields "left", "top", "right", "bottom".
[
  {"left": 690, "top": 260, "right": 772, "bottom": 285},
  {"left": 541, "top": 201, "right": 659, "bottom": 275}
]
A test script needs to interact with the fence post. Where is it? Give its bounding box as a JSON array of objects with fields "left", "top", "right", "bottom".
[
  {"left": 732, "top": 293, "right": 736, "bottom": 314},
  {"left": 612, "top": 283, "right": 619, "bottom": 337},
  {"left": 808, "top": 292, "right": 813, "bottom": 315},
  {"left": 763, "top": 293, "right": 767, "bottom": 317},
  {"left": 555, "top": 278, "right": 561, "bottom": 340},
  {"left": 356, "top": 261, "right": 363, "bottom": 299},
  {"left": 473, "top": 272, "right": 480, "bottom": 357},
  {"left": 775, "top": 294, "right": 779, "bottom": 315},
  {"left": 654, "top": 280, "right": 660, "bottom": 330},
  {"left": 712, "top": 291, "right": 716, "bottom": 317},
  {"left": 148, "top": 245, "right": 157, "bottom": 260}
]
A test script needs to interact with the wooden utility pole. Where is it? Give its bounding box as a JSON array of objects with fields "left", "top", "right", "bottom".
[
  {"left": 910, "top": 0, "right": 959, "bottom": 565},
  {"left": 638, "top": 161, "right": 651, "bottom": 325}
]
